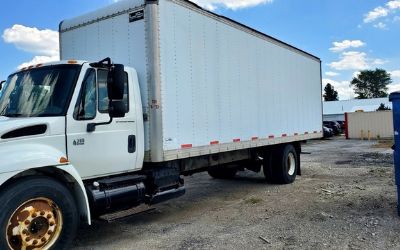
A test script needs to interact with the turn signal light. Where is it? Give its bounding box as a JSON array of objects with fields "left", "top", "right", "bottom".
[{"left": 59, "top": 157, "right": 69, "bottom": 164}]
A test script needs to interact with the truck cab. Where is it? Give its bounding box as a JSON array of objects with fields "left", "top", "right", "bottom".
[
  {"left": 0, "top": 59, "right": 150, "bottom": 250},
  {"left": 0, "top": 59, "right": 144, "bottom": 178}
]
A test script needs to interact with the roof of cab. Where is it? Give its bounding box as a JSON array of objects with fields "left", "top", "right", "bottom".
[{"left": 11, "top": 60, "right": 86, "bottom": 75}]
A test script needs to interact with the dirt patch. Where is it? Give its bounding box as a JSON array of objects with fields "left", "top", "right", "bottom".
[
  {"left": 335, "top": 152, "right": 393, "bottom": 167},
  {"left": 373, "top": 139, "right": 394, "bottom": 149}
]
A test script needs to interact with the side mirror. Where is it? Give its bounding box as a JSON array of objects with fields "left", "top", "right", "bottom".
[
  {"left": 0, "top": 80, "right": 5, "bottom": 91},
  {"left": 109, "top": 100, "right": 126, "bottom": 118},
  {"left": 108, "top": 64, "right": 125, "bottom": 100}
]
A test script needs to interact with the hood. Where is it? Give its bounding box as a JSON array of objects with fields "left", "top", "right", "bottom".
[
  {"left": 0, "top": 116, "right": 65, "bottom": 142},
  {"left": 0, "top": 116, "right": 67, "bottom": 175}
]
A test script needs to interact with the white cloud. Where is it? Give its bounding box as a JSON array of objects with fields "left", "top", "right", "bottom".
[
  {"left": 18, "top": 55, "right": 59, "bottom": 69},
  {"left": 388, "top": 83, "right": 400, "bottom": 94},
  {"left": 325, "top": 71, "right": 339, "bottom": 77},
  {"left": 372, "top": 58, "right": 386, "bottom": 65},
  {"left": 190, "top": 0, "right": 272, "bottom": 10},
  {"left": 2, "top": 24, "right": 59, "bottom": 69},
  {"left": 329, "top": 40, "right": 365, "bottom": 52},
  {"left": 328, "top": 51, "right": 385, "bottom": 71},
  {"left": 363, "top": 1, "right": 400, "bottom": 27},
  {"left": 373, "top": 22, "right": 387, "bottom": 29},
  {"left": 329, "top": 51, "right": 369, "bottom": 71},
  {"left": 364, "top": 6, "right": 389, "bottom": 23},
  {"left": 2, "top": 24, "right": 59, "bottom": 57},
  {"left": 390, "top": 70, "right": 400, "bottom": 79},
  {"left": 323, "top": 78, "right": 354, "bottom": 100},
  {"left": 387, "top": 0, "right": 400, "bottom": 10}
]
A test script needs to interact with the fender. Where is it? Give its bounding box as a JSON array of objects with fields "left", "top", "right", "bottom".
[
  {"left": 0, "top": 142, "right": 67, "bottom": 174},
  {"left": 0, "top": 144, "right": 91, "bottom": 225},
  {"left": 55, "top": 164, "right": 91, "bottom": 225}
]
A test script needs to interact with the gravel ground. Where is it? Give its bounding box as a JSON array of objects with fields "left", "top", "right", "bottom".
[{"left": 72, "top": 137, "right": 400, "bottom": 250}]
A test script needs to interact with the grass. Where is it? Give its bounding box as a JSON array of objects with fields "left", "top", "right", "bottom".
[
  {"left": 245, "top": 196, "right": 263, "bottom": 205},
  {"left": 372, "top": 139, "right": 394, "bottom": 149}
]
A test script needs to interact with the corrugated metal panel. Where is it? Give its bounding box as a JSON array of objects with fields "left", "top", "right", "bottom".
[
  {"left": 347, "top": 111, "right": 393, "bottom": 139},
  {"left": 158, "top": 0, "right": 322, "bottom": 154}
]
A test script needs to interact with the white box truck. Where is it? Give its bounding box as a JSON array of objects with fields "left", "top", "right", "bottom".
[{"left": 0, "top": 0, "right": 322, "bottom": 249}]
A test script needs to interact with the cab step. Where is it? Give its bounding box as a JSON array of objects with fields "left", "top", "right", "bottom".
[{"left": 99, "top": 204, "right": 156, "bottom": 222}]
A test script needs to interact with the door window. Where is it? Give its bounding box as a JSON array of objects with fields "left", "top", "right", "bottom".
[
  {"left": 98, "top": 69, "right": 129, "bottom": 113},
  {"left": 74, "top": 69, "right": 96, "bottom": 120}
]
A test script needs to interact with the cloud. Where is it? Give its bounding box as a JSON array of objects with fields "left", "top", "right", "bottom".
[
  {"left": 329, "top": 40, "right": 365, "bottom": 52},
  {"left": 363, "top": 1, "right": 400, "bottom": 27},
  {"left": 190, "top": 0, "right": 273, "bottom": 10},
  {"left": 18, "top": 55, "right": 59, "bottom": 69},
  {"left": 3, "top": 24, "right": 59, "bottom": 57},
  {"left": 364, "top": 6, "right": 389, "bottom": 23},
  {"left": 387, "top": 0, "right": 400, "bottom": 10},
  {"left": 390, "top": 70, "right": 400, "bottom": 79},
  {"left": 323, "top": 78, "right": 354, "bottom": 100},
  {"left": 372, "top": 58, "right": 386, "bottom": 65},
  {"left": 2, "top": 24, "right": 59, "bottom": 69},
  {"left": 388, "top": 83, "right": 400, "bottom": 94},
  {"left": 325, "top": 71, "right": 339, "bottom": 77},
  {"left": 328, "top": 51, "right": 385, "bottom": 71},
  {"left": 373, "top": 22, "right": 387, "bottom": 29},
  {"left": 329, "top": 51, "right": 368, "bottom": 71}
]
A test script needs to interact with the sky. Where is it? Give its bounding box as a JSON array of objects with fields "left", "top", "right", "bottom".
[{"left": 1, "top": 0, "right": 400, "bottom": 100}]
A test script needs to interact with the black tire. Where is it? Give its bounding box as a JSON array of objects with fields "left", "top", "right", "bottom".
[
  {"left": 263, "top": 144, "right": 298, "bottom": 184},
  {"left": 0, "top": 176, "right": 78, "bottom": 250},
  {"left": 208, "top": 166, "right": 238, "bottom": 179}
]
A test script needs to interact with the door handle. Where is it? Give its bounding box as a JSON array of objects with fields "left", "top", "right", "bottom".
[{"left": 128, "top": 135, "right": 136, "bottom": 153}]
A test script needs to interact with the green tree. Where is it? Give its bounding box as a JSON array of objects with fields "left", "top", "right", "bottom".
[
  {"left": 376, "top": 103, "right": 391, "bottom": 111},
  {"left": 323, "top": 83, "right": 339, "bottom": 101},
  {"left": 351, "top": 69, "right": 392, "bottom": 99}
]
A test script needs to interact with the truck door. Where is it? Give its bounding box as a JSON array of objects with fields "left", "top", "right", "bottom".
[{"left": 66, "top": 67, "right": 138, "bottom": 178}]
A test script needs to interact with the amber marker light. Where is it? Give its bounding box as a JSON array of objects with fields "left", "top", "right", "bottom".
[{"left": 59, "top": 157, "right": 69, "bottom": 164}]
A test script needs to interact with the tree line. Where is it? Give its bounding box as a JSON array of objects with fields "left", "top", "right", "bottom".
[{"left": 323, "top": 69, "right": 393, "bottom": 102}]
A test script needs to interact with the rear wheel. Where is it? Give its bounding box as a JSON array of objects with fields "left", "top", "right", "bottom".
[
  {"left": 208, "top": 166, "right": 238, "bottom": 179},
  {"left": 263, "top": 144, "right": 298, "bottom": 184},
  {"left": 0, "top": 176, "right": 78, "bottom": 250}
]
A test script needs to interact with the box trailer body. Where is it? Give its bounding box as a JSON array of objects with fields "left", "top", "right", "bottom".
[
  {"left": 60, "top": 0, "right": 323, "bottom": 163},
  {"left": 0, "top": 1, "right": 322, "bottom": 249}
]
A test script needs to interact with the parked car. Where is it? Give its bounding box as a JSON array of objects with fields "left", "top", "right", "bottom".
[
  {"left": 323, "top": 126, "right": 333, "bottom": 138},
  {"left": 336, "top": 121, "right": 346, "bottom": 130},
  {"left": 323, "top": 121, "right": 341, "bottom": 135}
]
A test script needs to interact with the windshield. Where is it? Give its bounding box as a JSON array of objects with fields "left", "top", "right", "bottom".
[{"left": 0, "top": 65, "right": 80, "bottom": 117}]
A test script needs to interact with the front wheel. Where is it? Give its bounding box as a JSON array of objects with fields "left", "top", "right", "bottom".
[{"left": 0, "top": 176, "right": 78, "bottom": 250}]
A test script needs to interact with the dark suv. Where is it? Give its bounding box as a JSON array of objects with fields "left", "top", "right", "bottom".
[{"left": 323, "top": 121, "right": 342, "bottom": 135}]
